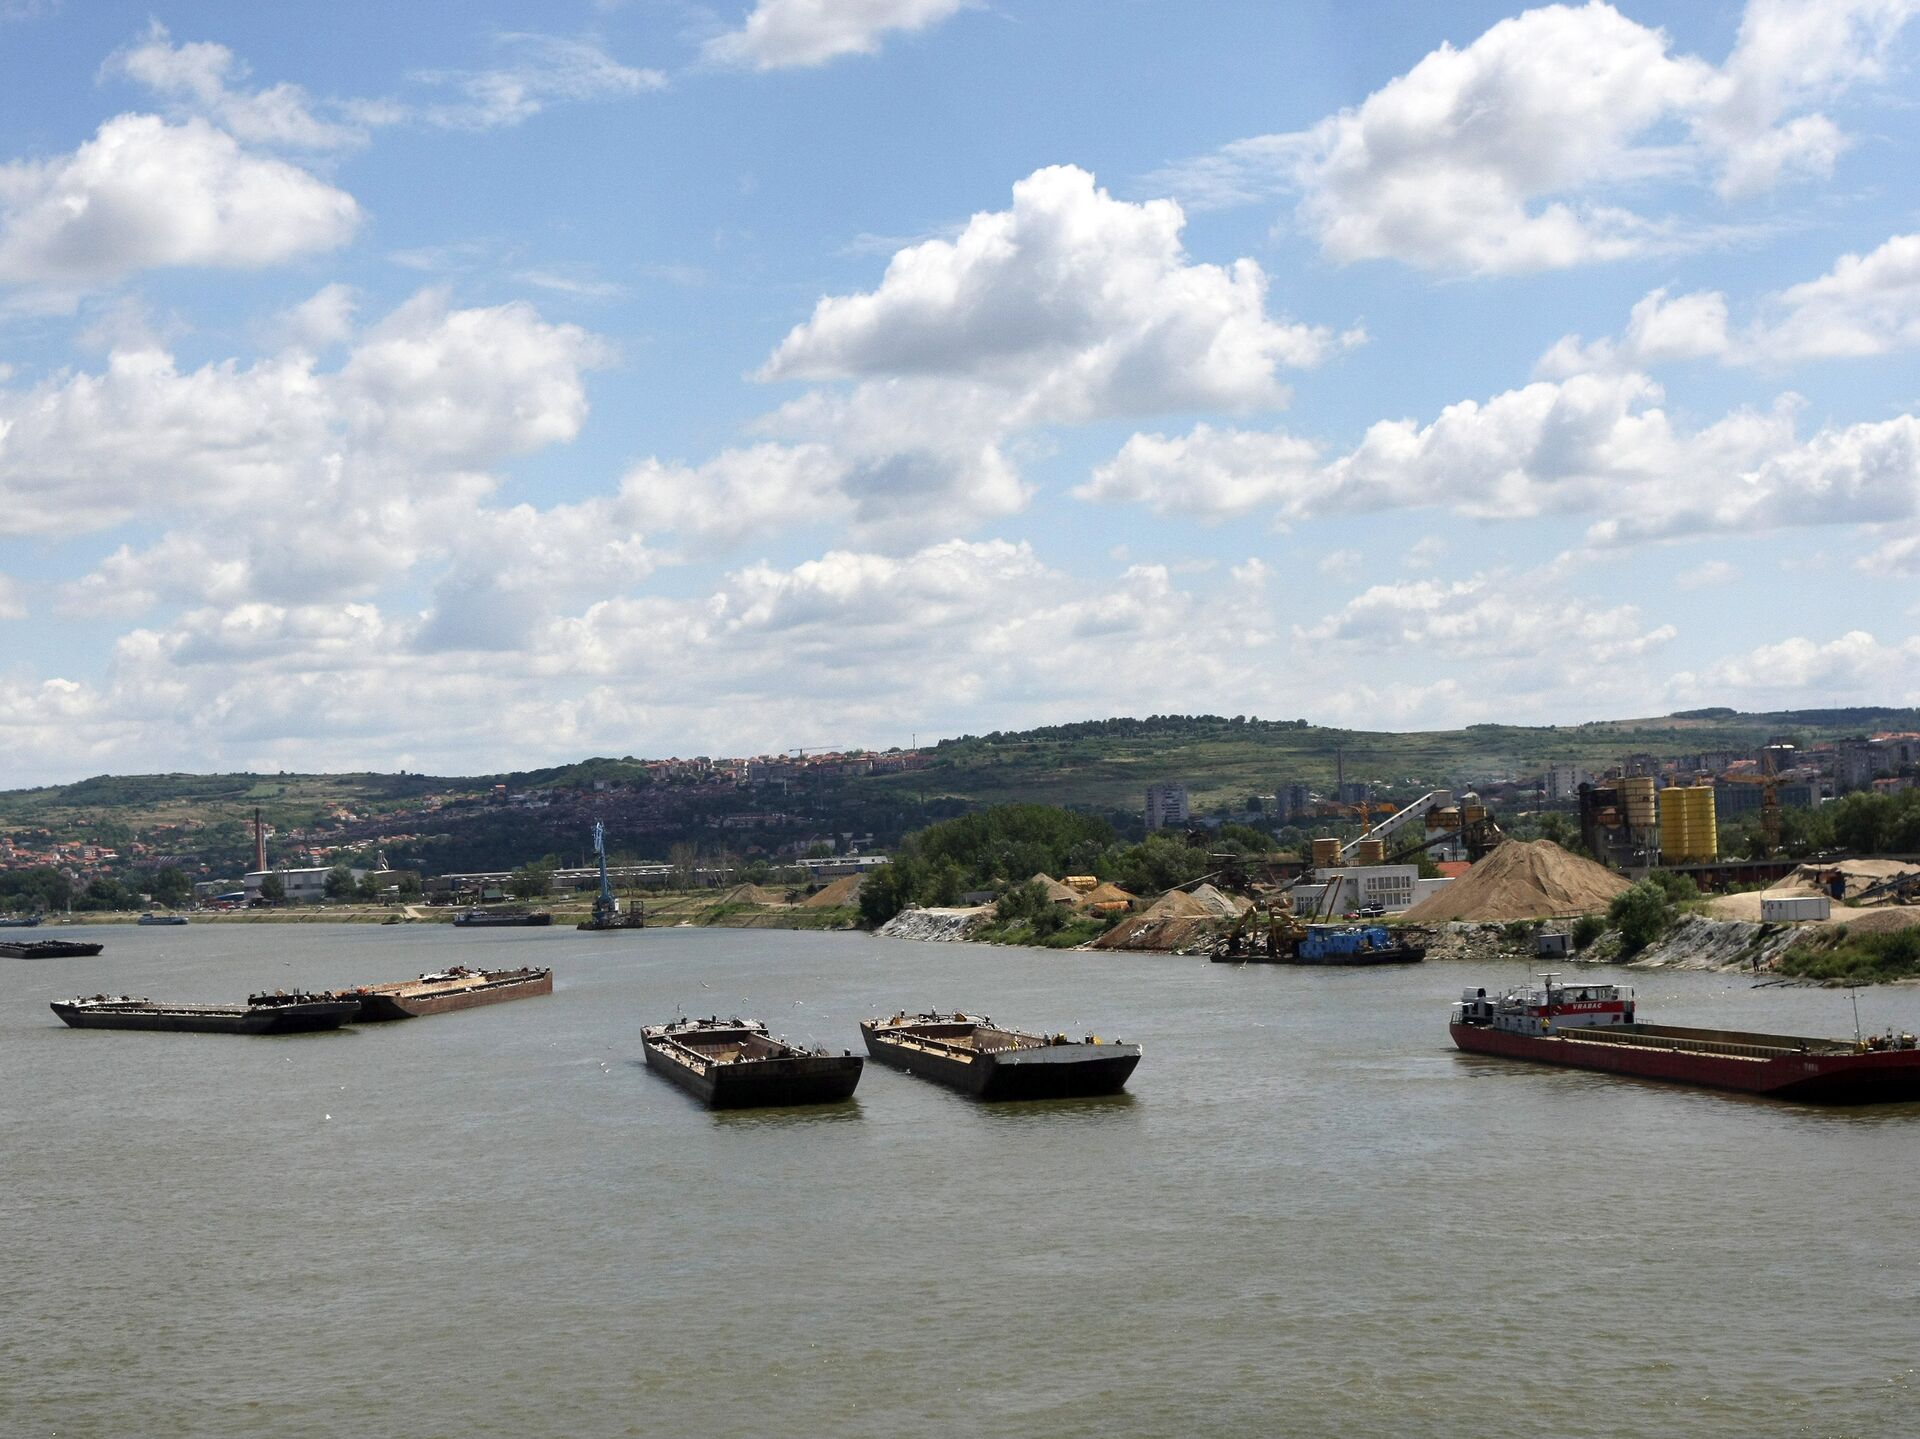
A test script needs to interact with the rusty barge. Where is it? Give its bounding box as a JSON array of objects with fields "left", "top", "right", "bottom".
[
  {"left": 346, "top": 965, "right": 552, "bottom": 1021},
  {"left": 860, "top": 1012, "right": 1140, "bottom": 1100},
  {"left": 1451, "top": 976, "right": 1920, "bottom": 1104},
  {"left": 642, "top": 1017, "right": 863, "bottom": 1108}
]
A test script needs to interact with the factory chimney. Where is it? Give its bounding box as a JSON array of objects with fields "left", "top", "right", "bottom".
[{"left": 253, "top": 807, "right": 266, "bottom": 874}]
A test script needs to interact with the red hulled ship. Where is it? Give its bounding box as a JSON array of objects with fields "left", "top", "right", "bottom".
[{"left": 1450, "top": 975, "right": 1920, "bottom": 1104}]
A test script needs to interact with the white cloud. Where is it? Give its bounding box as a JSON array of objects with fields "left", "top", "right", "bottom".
[
  {"left": 1085, "top": 368, "right": 1920, "bottom": 550},
  {"left": 418, "top": 34, "right": 664, "bottom": 129},
  {"left": 1152, "top": 0, "right": 1919, "bottom": 275},
  {"left": 766, "top": 165, "right": 1335, "bottom": 423},
  {"left": 277, "top": 283, "right": 358, "bottom": 349},
  {"left": 103, "top": 22, "right": 370, "bottom": 149},
  {"left": 1537, "top": 287, "right": 1732, "bottom": 376},
  {"left": 0, "top": 571, "right": 24, "bottom": 620},
  {"left": 704, "top": 0, "right": 974, "bottom": 70},
  {"left": 1078, "top": 422, "right": 1321, "bottom": 520},
  {"left": 1682, "top": 629, "right": 1920, "bottom": 703},
  {"left": 0, "top": 114, "right": 359, "bottom": 288}
]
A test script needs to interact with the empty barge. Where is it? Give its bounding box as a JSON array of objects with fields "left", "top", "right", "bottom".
[
  {"left": 346, "top": 965, "right": 552, "bottom": 1020},
  {"left": 860, "top": 1012, "right": 1141, "bottom": 1100},
  {"left": 1451, "top": 976, "right": 1920, "bottom": 1104},
  {"left": 642, "top": 1017, "right": 863, "bottom": 1108},
  {"left": 3, "top": 939, "right": 104, "bottom": 960}
]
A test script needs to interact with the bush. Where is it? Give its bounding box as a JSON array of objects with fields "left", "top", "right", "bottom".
[
  {"left": 1780, "top": 927, "right": 1920, "bottom": 983},
  {"left": 1646, "top": 870, "right": 1699, "bottom": 905},
  {"left": 1607, "top": 879, "right": 1675, "bottom": 953},
  {"left": 1571, "top": 914, "right": 1606, "bottom": 951},
  {"left": 1501, "top": 919, "right": 1540, "bottom": 945}
]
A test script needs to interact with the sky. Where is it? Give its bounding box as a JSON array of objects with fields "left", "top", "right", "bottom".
[{"left": 3, "top": 0, "right": 1920, "bottom": 784}]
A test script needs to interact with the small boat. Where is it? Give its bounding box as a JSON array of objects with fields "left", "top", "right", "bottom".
[
  {"left": 1450, "top": 975, "right": 1920, "bottom": 1103},
  {"left": 50, "top": 991, "right": 360, "bottom": 1035},
  {"left": 642, "top": 1017, "right": 863, "bottom": 1109},
  {"left": 451, "top": 908, "right": 553, "bottom": 928},
  {"left": 860, "top": 1012, "right": 1141, "bottom": 1100},
  {"left": 0, "top": 913, "right": 44, "bottom": 928},
  {"left": 3, "top": 939, "right": 105, "bottom": 960},
  {"left": 345, "top": 965, "right": 552, "bottom": 1021},
  {"left": 137, "top": 912, "right": 189, "bottom": 926}
]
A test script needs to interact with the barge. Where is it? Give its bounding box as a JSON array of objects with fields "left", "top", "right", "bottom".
[
  {"left": 641, "top": 1017, "right": 863, "bottom": 1108},
  {"left": 345, "top": 965, "right": 552, "bottom": 1021},
  {"left": 1451, "top": 975, "right": 1920, "bottom": 1104},
  {"left": 451, "top": 908, "right": 553, "bottom": 928},
  {"left": 860, "top": 1012, "right": 1141, "bottom": 1100},
  {"left": 3, "top": 939, "right": 105, "bottom": 960},
  {"left": 51, "top": 991, "right": 360, "bottom": 1035}
]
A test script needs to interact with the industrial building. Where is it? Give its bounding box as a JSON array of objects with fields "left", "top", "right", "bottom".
[{"left": 244, "top": 867, "right": 365, "bottom": 903}]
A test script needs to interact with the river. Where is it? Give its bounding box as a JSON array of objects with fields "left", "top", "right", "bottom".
[{"left": 3, "top": 923, "right": 1917, "bottom": 1438}]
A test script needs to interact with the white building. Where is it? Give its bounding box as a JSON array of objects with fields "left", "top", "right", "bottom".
[
  {"left": 244, "top": 866, "right": 363, "bottom": 902},
  {"left": 1145, "top": 782, "right": 1190, "bottom": 832},
  {"left": 1292, "top": 864, "right": 1447, "bottom": 915}
]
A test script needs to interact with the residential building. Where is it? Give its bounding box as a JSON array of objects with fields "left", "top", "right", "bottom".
[{"left": 1145, "top": 782, "right": 1190, "bottom": 832}]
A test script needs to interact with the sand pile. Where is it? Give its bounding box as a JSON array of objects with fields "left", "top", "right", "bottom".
[
  {"left": 1785, "top": 859, "right": 1919, "bottom": 900},
  {"left": 1187, "top": 883, "right": 1251, "bottom": 918},
  {"left": 715, "top": 883, "right": 790, "bottom": 907},
  {"left": 1028, "top": 872, "right": 1081, "bottom": 903},
  {"left": 1829, "top": 907, "right": 1920, "bottom": 936},
  {"left": 1092, "top": 887, "right": 1226, "bottom": 951},
  {"left": 1400, "top": 840, "right": 1630, "bottom": 921},
  {"left": 803, "top": 874, "right": 864, "bottom": 908},
  {"left": 1079, "top": 881, "right": 1135, "bottom": 910}
]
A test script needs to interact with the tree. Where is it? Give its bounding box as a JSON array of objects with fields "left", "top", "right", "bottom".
[
  {"left": 1607, "top": 880, "right": 1673, "bottom": 953},
  {"left": 258, "top": 873, "right": 286, "bottom": 904},
  {"left": 324, "top": 865, "right": 356, "bottom": 900},
  {"left": 151, "top": 867, "right": 192, "bottom": 908},
  {"left": 508, "top": 862, "right": 554, "bottom": 901},
  {"left": 354, "top": 874, "right": 380, "bottom": 901}
]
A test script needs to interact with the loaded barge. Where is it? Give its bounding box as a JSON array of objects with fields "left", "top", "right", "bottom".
[
  {"left": 641, "top": 1017, "right": 863, "bottom": 1108},
  {"left": 346, "top": 965, "right": 551, "bottom": 1021},
  {"left": 451, "top": 908, "right": 552, "bottom": 928},
  {"left": 51, "top": 991, "right": 360, "bottom": 1035},
  {"left": 3, "top": 939, "right": 104, "bottom": 959},
  {"left": 860, "top": 1012, "right": 1140, "bottom": 1100},
  {"left": 1451, "top": 976, "right": 1920, "bottom": 1103}
]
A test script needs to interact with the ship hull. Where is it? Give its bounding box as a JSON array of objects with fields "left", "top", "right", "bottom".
[
  {"left": 641, "top": 1040, "right": 862, "bottom": 1109},
  {"left": 451, "top": 912, "right": 552, "bottom": 928},
  {"left": 1219, "top": 945, "right": 1426, "bottom": 966},
  {"left": 1451, "top": 1022, "right": 1920, "bottom": 1103},
  {"left": 861, "top": 1025, "right": 1140, "bottom": 1100},
  {"left": 51, "top": 1000, "right": 359, "bottom": 1035},
  {"left": 350, "top": 968, "right": 552, "bottom": 1021}
]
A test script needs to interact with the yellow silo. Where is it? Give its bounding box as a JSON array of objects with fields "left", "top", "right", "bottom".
[{"left": 1658, "top": 784, "right": 1718, "bottom": 862}]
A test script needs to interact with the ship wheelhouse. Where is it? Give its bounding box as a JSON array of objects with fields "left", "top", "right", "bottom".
[{"left": 1452, "top": 974, "right": 1635, "bottom": 1036}]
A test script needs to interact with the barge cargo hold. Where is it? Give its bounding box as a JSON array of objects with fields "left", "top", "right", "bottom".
[
  {"left": 3, "top": 940, "right": 105, "bottom": 959},
  {"left": 860, "top": 1012, "right": 1141, "bottom": 1100},
  {"left": 641, "top": 1017, "right": 863, "bottom": 1109},
  {"left": 1451, "top": 976, "right": 1920, "bottom": 1104},
  {"left": 346, "top": 965, "right": 552, "bottom": 1021},
  {"left": 51, "top": 992, "right": 360, "bottom": 1035}
]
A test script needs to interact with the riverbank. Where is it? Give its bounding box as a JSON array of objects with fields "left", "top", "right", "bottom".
[{"left": 26, "top": 891, "right": 860, "bottom": 931}]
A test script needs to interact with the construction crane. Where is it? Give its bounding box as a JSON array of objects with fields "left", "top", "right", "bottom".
[
  {"left": 789, "top": 744, "right": 847, "bottom": 758},
  {"left": 1720, "top": 751, "right": 1783, "bottom": 856}
]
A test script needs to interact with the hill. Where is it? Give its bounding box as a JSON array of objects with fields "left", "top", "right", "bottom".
[{"left": 2, "top": 707, "right": 1913, "bottom": 877}]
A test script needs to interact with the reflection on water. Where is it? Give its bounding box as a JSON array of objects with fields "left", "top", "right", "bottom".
[{"left": 4, "top": 923, "right": 1919, "bottom": 1439}]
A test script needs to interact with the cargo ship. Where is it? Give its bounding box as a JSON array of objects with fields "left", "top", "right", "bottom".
[
  {"left": 1450, "top": 975, "right": 1920, "bottom": 1103},
  {"left": 137, "top": 912, "right": 189, "bottom": 926},
  {"left": 641, "top": 1017, "right": 863, "bottom": 1108},
  {"left": 451, "top": 908, "right": 553, "bottom": 928},
  {"left": 3, "top": 939, "right": 105, "bottom": 960},
  {"left": 0, "top": 913, "right": 43, "bottom": 928},
  {"left": 860, "top": 1012, "right": 1141, "bottom": 1100},
  {"left": 345, "top": 965, "right": 552, "bottom": 1021},
  {"left": 51, "top": 991, "right": 360, "bottom": 1035}
]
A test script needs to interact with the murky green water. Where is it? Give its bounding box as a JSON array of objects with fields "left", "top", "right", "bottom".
[{"left": 4, "top": 924, "right": 1918, "bottom": 1438}]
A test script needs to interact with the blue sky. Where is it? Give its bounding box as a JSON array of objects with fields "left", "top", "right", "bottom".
[{"left": 3, "top": 0, "right": 1920, "bottom": 783}]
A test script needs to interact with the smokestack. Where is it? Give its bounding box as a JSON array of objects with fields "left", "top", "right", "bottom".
[{"left": 253, "top": 807, "right": 266, "bottom": 874}]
